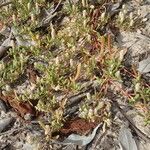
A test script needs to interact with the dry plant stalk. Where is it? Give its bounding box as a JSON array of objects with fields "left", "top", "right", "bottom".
[
  {"left": 70, "top": 63, "right": 81, "bottom": 82},
  {"left": 107, "top": 34, "right": 111, "bottom": 53},
  {"left": 99, "top": 36, "right": 105, "bottom": 62}
]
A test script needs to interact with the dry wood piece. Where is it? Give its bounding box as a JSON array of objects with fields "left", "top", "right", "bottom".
[
  {"left": 60, "top": 117, "right": 98, "bottom": 135},
  {"left": 0, "top": 91, "right": 37, "bottom": 118}
]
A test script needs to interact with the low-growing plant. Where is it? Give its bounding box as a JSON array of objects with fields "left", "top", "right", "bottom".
[{"left": 0, "top": 0, "right": 149, "bottom": 137}]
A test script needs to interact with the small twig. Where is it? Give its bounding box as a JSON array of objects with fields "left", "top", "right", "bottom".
[
  {"left": 52, "top": 0, "right": 63, "bottom": 14},
  {"left": 112, "top": 100, "right": 150, "bottom": 143}
]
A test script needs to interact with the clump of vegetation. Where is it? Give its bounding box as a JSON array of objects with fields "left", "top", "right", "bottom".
[{"left": 0, "top": 0, "right": 149, "bottom": 136}]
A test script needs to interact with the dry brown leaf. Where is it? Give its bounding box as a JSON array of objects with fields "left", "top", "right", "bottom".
[{"left": 0, "top": 91, "right": 37, "bottom": 118}]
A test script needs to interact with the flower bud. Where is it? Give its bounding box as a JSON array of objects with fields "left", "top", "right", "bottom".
[
  {"left": 129, "top": 12, "right": 134, "bottom": 26},
  {"left": 55, "top": 57, "right": 59, "bottom": 65},
  {"left": 50, "top": 23, "right": 55, "bottom": 39},
  {"left": 83, "top": 20, "right": 86, "bottom": 28},
  {"left": 20, "top": 53, "right": 24, "bottom": 61},
  {"left": 119, "top": 12, "right": 125, "bottom": 23},
  {"left": 88, "top": 108, "right": 93, "bottom": 119},
  {"left": 2, "top": 91, "right": 7, "bottom": 96},
  {"left": 0, "top": 62, "right": 5, "bottom": 70},
  {"left": 135, "top": 82, "right": 140, "bottom": 92},
  {"left": 11, "top": 40, "right": 15, "bottom": 49},
  {"left": 70, "top": 59, "right": 74, "bottom": 67},
  {"left": 129, "top": 19, "right": 134, "bottom": 27},
  {"left": 86, "top": 93, "right": 91, "bottom": 100},
  {"left": 45, "top": 125, "right": 50, "bottom": 135},
  {"left": 129, "top": 12, "right": 133, "bottom": 20},
  {"left": 122, "top": 5, "right": 127, "bottom": 14},
  {"left": 4, "top": 6, "right": 9, "bottom": 12},
  {"left": 27, "top": 2, "right": 31, "bottom": 10},
  {"left": 82, "top": 0, "right": 86, "bottom": 7},
  {"left": 101, "top": 12, "right": 106, "bottom": 22},
  {"left": 90, "top": 5, "right": 94, "bottom": 9},
  {"left": 83, "top": 10, "right": 87, "bottom": 18},
  {"left": 35, "top": 2, "right": 39, "bottom": 14},
  {"left": 5, "top": 85, "right": 11, "bottom": 91},
  {"left": 12, "top": 14, "right": 16, "bottom": 23},
  {"left": 31, "top": 13, "right": 35, "bottom": 22},
  {"left": 115, "top": 70, "right": 121, "bottom": 79}
]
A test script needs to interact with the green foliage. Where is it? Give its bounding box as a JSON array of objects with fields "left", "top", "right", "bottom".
[{"left": 0, "top": 0, "right": 149, "bottom": 135}]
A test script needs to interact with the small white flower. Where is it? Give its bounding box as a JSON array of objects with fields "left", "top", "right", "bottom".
[
  {"left": 82, "top": 0, "right": 86, "bottom": 7},
  {"left": 36, "top": 76, "right": 40, "bottom": 82},
  {"left": 31, "top": 13, "right": 35, "bottom": 22},
  {"left": 83, "top": 20, "right": 87, "bottom": 28},
  {"left": 101, "top": 12, "right": 106, "bottom": 22},
  {"left": 30, "top": 83, "right": 36, "bottom": 91},
  {"left": 55, "top": 57, "right": 59, "bottom": 65},
  {"left": 94, "top": 108, "right": 98, "bottom": 115},
  {"left": 40, "top": 86, "right": 44, "bottom": 91},
  {"left": 0, "top": 62, "right": 5, "bottom": 70},
  {"left": 129, "top": 19, "right": 134, "bottom": 27},
  {"left": 27, "top": 3, "right": 31, "bottom": 10},
  {"left": 90, "top": 5, "right": 94, "bottom": 9},
  {"left": 83, "top": 10, "right": 87, "bottom": 18},
  {"left": 4, "top": 6, "right": 9, "bottom": 12},
  {"left": 137, "top": 9, "right": 141, "bottom": 16},
  {"left": 129, "top": 12, "right": 133, "bottom": 20},
  {"left": 96, "top": 101, "right": 105, "bottom": 110},
  {"left": 88, "top": 108, "right": 93, "bottom": 118},
  {"left": 20, "top": 53, "right": 24, "bottom": 61},
  {"left": 122, "top": 5, "right": 127, "bottom": 14},
  {"left": 122, "top": 4, "right": 126, "bottom": 10},
  {"left": 119, "top": 12, "right": 125, "bottom": 23},
  {"left": 135, "top": 83, "right": 140, "bottom": 92},
  {"left": 52, "top": 85, "right": 60, "bottom": 91},
  {"left": 72, "top": 5, "right": 76, "bottom": 12},
  {"left": 70, "top": 59, "right": 74, "bottom": 67},
  {"left": 11, "top": 40, "right": 15, "bottom": 49},
  {"left": 50, "top": 23, "right": 55, "bottom": 39},
  {"left": 44, "top": 125, "right": 50, "bottom": 135},
  {"left": 87, "top": 34, "right": 91, "bottom": 41},
  {"left": 2, "top": 91, "right": 7, "bottom": 96},
  {"left": 5, "top": 85, "right": 11, "bottom": 91},
  {"left": 12, "top": 14, "right": 16, "bottom": 23},
  {"left": 35, "top": 2, "right": 39, "bottom": 14},
  {"left": 9, "top": 3, "right": 12, "bottom": 9},
  {"left": 115, "top": 71, "right": 121, "bottom": 79},
  {"left": 79, "top": 111, "right": 87, "bottom": 118},
  {"left": 86, "top": 93, "right": 91, "bottom": 100}
]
